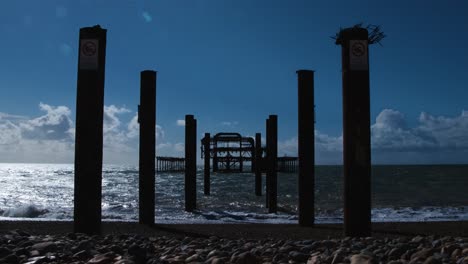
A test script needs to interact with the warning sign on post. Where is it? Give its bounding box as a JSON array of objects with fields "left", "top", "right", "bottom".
[
  {"left": 349, "top": 40, "right": 368, "bottom": 71},
  {"left": 79, "top": 39, "right": 99, "bottom": 70}
]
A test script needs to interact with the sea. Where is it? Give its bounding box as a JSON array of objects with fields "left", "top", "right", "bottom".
[{"left": 0, "top": 163, "right": 467, "bottom": 223}]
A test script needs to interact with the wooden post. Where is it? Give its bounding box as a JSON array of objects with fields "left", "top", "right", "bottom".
[
  {"left": 338, "top": 28, "right": 372, "bottom": 237},
  {"left": 255, "top": 133, "right": 262, "bottom": 196},
  {"left": 267, "top": 115, "right": 278, "bottom": 213},
  {"left": 74, "top": 25, "right": 107, "bottom": 235},
  {"left": 297, "top": 69, "right": 315, "bottom": 226},
  {"left": 265, "top": 119, "right": 270, "bottom": 208},
  {"left": 138, "top": 70, "right": 156, "bottom": 226},
  {"left": 204, "top": 133, "right": 211, "bottom": 195},
  {"left": 185, "top": 115, "right": 197, "bottom": 211}
]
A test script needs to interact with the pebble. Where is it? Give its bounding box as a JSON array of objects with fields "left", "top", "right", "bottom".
[{"left": 0, "top": 231, "right": 467, "bottom": 264}]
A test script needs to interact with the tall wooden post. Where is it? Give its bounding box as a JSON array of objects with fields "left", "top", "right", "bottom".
[
  {"left": 338, "top": 27, "right": 372, "bottom": 237},
  {"left": 254, "top": 133, "right": 262, "bottom": 196},
  {"left": 204, "top": 133, "right": 211, "bottom": 195},
  {"left": 265, "top": 119, "right": 270, "bottom": 208},
  {"left": 185, "top": 115, "right": 197, "bottom": 211},
  {"left": 267, "top": 115, "right": 278, "bottom": 213},
  {"left": 138, "top": 70, "right": 156, "bottom": 226},
  {"left": 297, "top": 69, "right": 315, "bottom": 226},
  {"left": 74, "top": 25, "right": 106, "bottom": 235}
]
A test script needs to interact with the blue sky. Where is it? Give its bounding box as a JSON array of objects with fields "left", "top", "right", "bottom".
[{"left": 1, "top": 0, "right": 468, "bottom": 164}]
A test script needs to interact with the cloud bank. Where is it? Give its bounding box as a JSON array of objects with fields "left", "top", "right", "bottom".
[
  {"left": 0, "top": 103, "right": 183, "bottom": 164},
  {"left": 1, "top": 105, "right": 468, "bottom": 164},
  {"left": 277, "top": 109, "right": 468, "bottom": 164}
]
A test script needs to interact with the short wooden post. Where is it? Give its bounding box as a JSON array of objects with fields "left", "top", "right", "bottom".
[
  {"left": 297, "top": 69, "right": 315, "bottom": 226},
  {"left": 74, "top": 25, "right": 107, "bottom": 235},
  {"left": 255, "top": 133, "right": 262, "bottom": 196},
  {"left": 204, "top": 133, "right": 211, "bottom": 195},
  {"left": 185, "top": 115, "right": 197, "bottom": 211},
  {"left": 267, "top": 115, "right": 278, "bottom": 213},
  {"left": 138, "top": 70, "right": 156, "bottom": 226}
]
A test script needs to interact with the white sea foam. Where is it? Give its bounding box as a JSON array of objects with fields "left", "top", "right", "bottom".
[{"left": 1, "top": 204, "right": 49, "bottom": 218}]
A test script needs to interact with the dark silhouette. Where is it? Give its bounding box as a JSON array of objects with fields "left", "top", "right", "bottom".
[
  {"left": 138, "top": 70, "right": 157, "bottom": 226},
  {"left": 184, "top": 115, "right": 197, "bottom": 212},
  {"left": 201, "top": 132, "right": 255, "bottom": 173},
  {"left": 203, "top": 133, "right": 211, "bottom": 195},
  {"left": 297, "top": 69, "right": 316, "bottom": 227},
  {"left": 335, "top": 25, "right": 383, "bottom": 237},
  {"left": 74, "top": 25, "right": 107, "bottom": 235},
  {"left": 266, "top": 115, "right": 278, "bottom": 213},
  {"left": 254, "top": 133, "right": 262, "bottom": 196}
]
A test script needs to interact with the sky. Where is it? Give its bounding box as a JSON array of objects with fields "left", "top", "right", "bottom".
[{"left": 1, "top": 0, "right": 468, "bottom": 165}]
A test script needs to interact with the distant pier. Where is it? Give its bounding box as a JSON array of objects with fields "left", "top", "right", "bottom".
[{"left": 156, "top": 156, "right": 185, "bottom": 172}]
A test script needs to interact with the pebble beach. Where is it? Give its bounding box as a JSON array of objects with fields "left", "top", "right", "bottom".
[{"left": 1, "top": 221, "right": 468, "bottom": 264}]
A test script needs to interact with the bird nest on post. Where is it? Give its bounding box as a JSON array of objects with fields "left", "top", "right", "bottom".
[{"left": 333, "top": 23, "right": 386, "bottom": 45}]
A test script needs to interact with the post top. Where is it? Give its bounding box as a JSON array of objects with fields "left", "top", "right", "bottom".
[
  {"left": 335, "top": 27, "right": 368, "bottom": 45},
  {"left": 80, "top": 25, "right": 107, "bottom": 33},
  {"left": 296, "top": 69, "right": 315, "bottom": 74},
  {"left": 141, "top": 70, "right": 157, "bottom": 75}
]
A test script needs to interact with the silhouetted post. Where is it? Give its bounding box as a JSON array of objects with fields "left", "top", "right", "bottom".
[
  {"left": 185, "top": 115, "right": 197, "bottom": 211},
  {"left": 255, "top": 133, "right": 262, "bottom": 196},
  {"left": 265, "top": 119, "right": 270, "bottom": 208},
  {"left": 338, "top": 27, "right": 371, "bottom": 237},
  {"left": 297, "top": 69, "right": 315, "bottom": 226},
  {"left": 267, "top": 115, "right": 278, "bottom": 213},
  {"left": 138, "top": 70, "right": 156, "bottom": 226},
  {"left": 74, "top": 25, "right": 106, "bottom": 235},
  {"left": 204, "top": 133, "right": 211, "bottom": 195}
]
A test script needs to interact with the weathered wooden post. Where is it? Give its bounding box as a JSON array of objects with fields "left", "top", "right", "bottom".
[
  {"left": 185, "top": 115, "right": 197, "bottom": 211},
  {"left": 336, "top": 26, "right": 372, "bottom": 237},
  {"left": 138, "top": 70, "right": 156, "bottom": 226},
  {"left": 297, "top": 69, "right": 315, "bottom": 226},
  {"left": 267, "top": 115, "right": 278, "bottom": 213},
  {"left": 74, "top": 25, "right": 106, "bottom": 235},
  {"left": 204, "top": 133, "right": 211, "bottom": 195},
  {"left": 254, "top": 133, "right": 262, "bottom": 196},
  {"left": 265, "top": 119, "right": 270, "bottom": 208}
]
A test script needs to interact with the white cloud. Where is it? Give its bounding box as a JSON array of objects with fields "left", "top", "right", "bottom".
[
  {"left": 103, "top": 105, "right": 130, "bottom": 133},
  {"left": 176, "top": 120, "right": 185, "bottom": 126},
  {"left": 0, "top": 103, "right": 74, "bottom": 163},
  {"left": 3, "top": 105, "right": 468, "bottom": 164},
  {"left": 20, "top": 103, "right": 74, "bottom": 141},
  {"left": 278, "top": 109, "right": 468, "bottom": 164},
  {"left": 0, "top": 103, "right": 181, "bottom": 164}
]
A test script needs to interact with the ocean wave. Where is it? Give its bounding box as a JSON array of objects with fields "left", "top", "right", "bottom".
[{"left": 1, "top": 204, "right": 49, "bottom": 218}]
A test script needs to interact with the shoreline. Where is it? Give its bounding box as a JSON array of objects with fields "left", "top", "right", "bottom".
[{"left": 2, "top": 220, "right": 468, "bottom": 239}]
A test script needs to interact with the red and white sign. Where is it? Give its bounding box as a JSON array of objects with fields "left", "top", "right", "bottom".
[
  {"left": 349, "top": 40, "right": 368, "bottom": 71},
  {"left": 79, "top": 39, "right": 99, "bottom": 70}
]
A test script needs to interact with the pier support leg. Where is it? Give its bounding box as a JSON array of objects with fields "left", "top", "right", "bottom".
[
  {"left": 139, "top": 70, "right": 156, "bottom": 226},
  {"left": 74, "top": 25, "right": 107, "bottom": 235},
  {"left": 185, "top": 115, "right": 197, "bottom": 212},
  {"left": 255, "top": 133, "right": 262, "bottom": 196},
  {"left": 297, "top": 69, "right": 315, "bottom": 226},
  {"left": 338, "top": 28, "right": 372, "bottom": 237},
  {"left": 204, "top": 133, "right": 211, "bottom": 195},
  {"left": 267, "top": 115, "right": 278, "bottom": 213}
]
